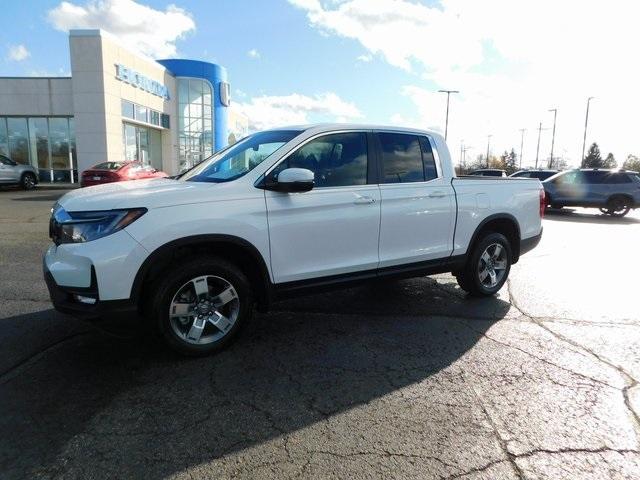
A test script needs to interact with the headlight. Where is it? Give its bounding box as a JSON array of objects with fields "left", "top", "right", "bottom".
[{"left": 50, "top": 206, "right": 147, "bottom": 244}]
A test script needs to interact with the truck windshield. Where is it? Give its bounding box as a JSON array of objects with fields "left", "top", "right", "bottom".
[{"left": 181, "top": 130, "right": 302, "bottom": 183}]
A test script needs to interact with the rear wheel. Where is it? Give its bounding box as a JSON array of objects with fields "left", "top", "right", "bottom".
[
  {"left": 21, "top": 172, "right": 36, "bottom": 190},
  {"left": 456, "top": 232, "right": 512, "bottom": 297},
  {"left": 150, "top": 256, "right": 253, "bottom": 356},
  {"left": 601, "top": 196, "right": 631, "bottom": 217}
]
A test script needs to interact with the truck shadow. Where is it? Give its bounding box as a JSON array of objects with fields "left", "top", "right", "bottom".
[
  {"left": 0, "top": 277, "right": 511, "bottom": 479},
  {"left": 544, "top": 208, "right": 640, "bottom": 225}
]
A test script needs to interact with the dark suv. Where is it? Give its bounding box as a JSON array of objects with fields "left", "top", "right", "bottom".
[{"left": 543, "top": 169, "right": 640, "bottom": 216}]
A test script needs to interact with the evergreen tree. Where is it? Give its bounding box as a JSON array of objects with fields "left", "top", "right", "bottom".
[
  {"left": 505, "top": 148, "right": 518, "bottom": 175},
  {"left": 582, "top": 142, "right": 603, "bottom": 168},
  {"left": 622, "top": 154, "right": 640, "bottom": 172},
  {"left": 603, "top": 152, "right": 616, "bottom": 168}
]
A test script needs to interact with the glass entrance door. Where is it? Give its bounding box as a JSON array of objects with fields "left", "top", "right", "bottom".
[{"left": 123, "top": 123, "right": 162, "bottom": 170}]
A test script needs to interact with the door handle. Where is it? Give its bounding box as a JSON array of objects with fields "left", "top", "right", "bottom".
[
  {"left": 353, "top": 194, "right": 376, "bottom": 205},
  {"left": 428, "top": 191, "right": 446, "bottom": 198}
]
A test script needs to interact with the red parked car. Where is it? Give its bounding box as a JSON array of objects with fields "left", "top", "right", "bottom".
[{"left": 81, "top": 161, "right": 168, "bottom": 187}]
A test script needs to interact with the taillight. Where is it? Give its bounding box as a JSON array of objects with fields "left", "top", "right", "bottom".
[{"left": 539, "top": 189, "right": 546, "bottom": 218}]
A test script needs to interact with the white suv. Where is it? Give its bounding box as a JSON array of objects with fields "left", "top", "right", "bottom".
[{"left": 45, "top": 124, "right": 544, "bottom": 355}]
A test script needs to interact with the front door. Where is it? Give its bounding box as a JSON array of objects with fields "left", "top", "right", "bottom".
[
  {"left": 265, "top": 131, "right": 381, "bottom": 283},
  {"left": 376, "top": 132, "right": 456, "bottom": 268}
]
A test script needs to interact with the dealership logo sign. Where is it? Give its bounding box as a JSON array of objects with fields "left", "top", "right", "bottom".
[{"left": 115, "top": 64, "right": 170, "bottom": 100}]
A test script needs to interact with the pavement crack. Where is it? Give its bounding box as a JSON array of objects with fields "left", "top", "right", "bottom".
[
  {"left": 438, "top": 459, "right": 508, "bottom": 480},
  {"left": 462, "top": 320, "right": 618, "bottom": 390},
  {"left": 461, "top": 371, "right": 526, "bottom": 479}
]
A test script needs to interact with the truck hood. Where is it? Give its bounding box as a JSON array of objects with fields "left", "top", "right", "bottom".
[{"left": 57, "top": 178, "right": 228, "bottom": 211}]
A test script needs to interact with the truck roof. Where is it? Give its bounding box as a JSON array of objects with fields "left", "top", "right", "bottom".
[{"left": 265, "top": 123, "right": 444, "bottom": 140}]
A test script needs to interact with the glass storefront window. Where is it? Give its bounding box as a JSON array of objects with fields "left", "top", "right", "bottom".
[
  {"left": 28, "top": 118, "right": 50, "bottom": 181},
  {"left": 49, "top": 118, "right": 71, "bottom": 182},
  {"left": 178, "top": 78, "right": 213, "bottom": 169},
  {"left": 135, "top": 105, "right": 148, "bottom": 123},
  {"left": 0, "top": 118, "right": 8, "bottom": 157},
  {"left": 7, "top": 118, "right": 29, "bottom": 165},
  {"left": 1, "top": 116, "right": 75, "bottom": 183},
  {"left": 122, "top": 122, "right": 162, "bottom": 170},
  {"left": 122, "top": 100, "right": 135, "bottom": 119}
]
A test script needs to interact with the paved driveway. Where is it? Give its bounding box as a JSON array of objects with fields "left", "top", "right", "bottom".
[{"left": 1, "top": 187, "right": 639, "bottom": 479}]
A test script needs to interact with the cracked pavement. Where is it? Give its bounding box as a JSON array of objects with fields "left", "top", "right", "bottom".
[{"left": 1, "top": 188, "right": 639, "bottom": 479}]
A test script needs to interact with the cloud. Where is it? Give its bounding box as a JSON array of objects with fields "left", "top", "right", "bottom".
[
  {"left": 247, "top": 48, "right": 260, "bottom": 59},
  {"left": 290, "top": 0, "right": 640, "bottom": 165},
  {"left": 47, "top": 0, "right": 195, "bottom": 58},
  {"left": 7, "top": 44, "right": 30, "bottom": 61},
  {"left": 234, "top": 92, "right": 363, "bottom": 131},
  {"left": 356, "top": 53, "right": 371, "bottom": 63}
]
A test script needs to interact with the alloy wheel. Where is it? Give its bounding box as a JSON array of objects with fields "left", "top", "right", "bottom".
[
  {"left": 477, "top": 243, "right": 508, "bottom": 289},
  {"left": 168, "top": 275, "right": 240, "bottom": 345}
]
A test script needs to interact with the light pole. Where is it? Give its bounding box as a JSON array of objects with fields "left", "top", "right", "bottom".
[
  {"left": 486, "top": 134, "right": 492, "bottom": 168},
  {"left": 438, "top": 89, "right": 459, "bottom": 141},
  {"left": 581, "top": 97, "right": 594, "bottom": 167},
  {"left": 519, "top": 128, "right": 526, "bottom": 169},
  {"left": 535, "top": 122, "right": 545, "bottom": 169},
  {"left": 548, "top": 108, "right": 557, "bottom": 169}
]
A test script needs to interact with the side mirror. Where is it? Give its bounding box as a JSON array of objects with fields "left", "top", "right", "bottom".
[{"left": 265, "top": 168, "right": 314, "bottom": 193}]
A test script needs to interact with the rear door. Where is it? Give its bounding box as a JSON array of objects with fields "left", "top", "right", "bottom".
[
  {"left": 265, "top": 131, "right": 381, "bottom": 283},
  {"left": 376, "top": 132, "right": 455, "bottom": 268}
]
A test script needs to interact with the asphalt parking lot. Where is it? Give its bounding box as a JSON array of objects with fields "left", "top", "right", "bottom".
[{"left": 1, "top": 187, "right": 639, "bottom": 479}]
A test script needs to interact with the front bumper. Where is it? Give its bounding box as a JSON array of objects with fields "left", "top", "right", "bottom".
[{"left": 44, "top": 262, "right": 137, "bottom": 320}]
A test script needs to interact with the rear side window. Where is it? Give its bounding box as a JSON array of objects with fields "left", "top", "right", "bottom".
[
  {"left": 419, "top": 136, "right": 438, "bottom": 181},
  {"left": 605, "top": 173, "right": 632, "bottom": 184},
  {"left": 380, "top": 133, "right": 439, "bottom": 183},
  {"left": 380, "top": 133, "right": 423, "bottom": 183},
  {"left": 0, "top": 155, "right": 17, "bottom": 166}
]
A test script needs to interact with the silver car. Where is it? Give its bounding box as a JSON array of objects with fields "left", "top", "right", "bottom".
[
  {"left": 0, "top": 154, "right": 39, "bottom": 189},
  {"left": 543, "top": 169, "right": 640, "bottom": 217}
]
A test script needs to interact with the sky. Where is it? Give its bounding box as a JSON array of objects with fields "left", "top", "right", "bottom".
[{"left": 1, "top": 0, "right": 639, "bottom": 168}]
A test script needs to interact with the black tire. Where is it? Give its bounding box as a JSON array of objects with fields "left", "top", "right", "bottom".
[
  {"left": 149, "top": 256, "right": 253, "bottom": 356},
  {"left": 603, "top": 196, "right": 631, "bottom": 217},
  {"left": 21, "top": 172, "right": 37, "bottom": 190},
  {"left": 456, "top": 232, "right": 512, "bottom": 297}
]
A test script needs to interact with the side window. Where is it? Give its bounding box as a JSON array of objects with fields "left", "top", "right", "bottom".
[
  {"left": 605, "top": 173, "right": 631, "bottom": 184},
  {"left": 379, "top": 133, "right": 424, "bottom": 183},
  {"left": 277, "top": 132, "right": 368, "bottom": 188},
  {"left": 584, "top": 171, "right": 606, "bottom": 184},
  {"left": 419, "top": 136, "right": 438, "bottom": 181}
]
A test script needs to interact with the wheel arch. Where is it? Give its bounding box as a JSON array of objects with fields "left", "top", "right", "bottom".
[
  {"left": 131, "top": 235, "right": 273, "bottom": 312},
  {"left": 465, "top": 214, "right": 522, "bottom": 263}
]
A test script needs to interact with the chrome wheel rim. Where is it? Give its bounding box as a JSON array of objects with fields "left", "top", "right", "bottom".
[
  {"left": 478, "top": 243, "right": 508, "bottom": 289},
  {"left": 169, "top": 275, "right": 240, "bottom": 345},
  {"left": 24, "top": 175, "right": 35, "bottom": 188}
]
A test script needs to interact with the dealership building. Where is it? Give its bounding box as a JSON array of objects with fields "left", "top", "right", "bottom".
[{"left": 0, "top": 29, "right": 248, "bottom": 183}]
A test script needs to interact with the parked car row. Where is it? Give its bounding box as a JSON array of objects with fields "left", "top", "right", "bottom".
[
  {"left": 543, "top": 169, "right": 640, "bottom": 217},
  {"left": 466, "top": 167, "right": 640, "bottom": 217}
]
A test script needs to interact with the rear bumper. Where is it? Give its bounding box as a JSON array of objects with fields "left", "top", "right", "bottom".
[{"left": 520, "top": 228, "right": 543, "bottom": 257}]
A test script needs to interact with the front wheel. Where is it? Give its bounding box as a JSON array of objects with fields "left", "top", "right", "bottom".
[
  {"left": 150, "top": 256, "right": 253, "bottom": 356},
  {"left": 456, "top": 232, "right": 512, "bottom": 297}
]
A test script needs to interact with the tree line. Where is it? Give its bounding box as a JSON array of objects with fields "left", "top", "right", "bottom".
[{"left": 582, "top": 142, "right": 640, "bottom": 171}]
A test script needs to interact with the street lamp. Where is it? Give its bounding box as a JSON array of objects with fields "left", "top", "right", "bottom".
[
  {"left": 438, "top": 89, "right": 459, "bottom": 141},
  {"left": 535, "top": 122, "right": 548, "bottom": 169},
  {"left": 519, "top": 128, "right": 526, "bottom": 169},
  {"left": 548, "top": 108, "right": 557, "bottom": 169},
  {"left": 486, "top": 134, "right": 492, "bottom": 168},
  {"left": 581, "top": 97, "right": 595, "bottom": 167}
]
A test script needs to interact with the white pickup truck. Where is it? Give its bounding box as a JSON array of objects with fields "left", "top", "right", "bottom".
[{"left": 45, "top": 124, "right": 544, "bottom": 355}]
